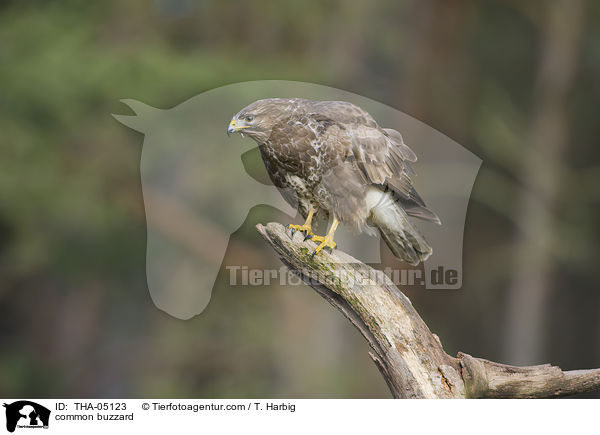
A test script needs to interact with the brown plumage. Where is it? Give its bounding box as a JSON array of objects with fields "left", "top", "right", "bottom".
[{"left": 227, "top": 98, "right": 440, "bottom": 264}]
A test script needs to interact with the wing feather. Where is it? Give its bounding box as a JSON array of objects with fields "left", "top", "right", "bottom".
[{"left": 302, "top": 102, "right": 441, "bottom": 225}]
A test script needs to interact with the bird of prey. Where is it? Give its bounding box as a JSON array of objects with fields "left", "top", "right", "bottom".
[{"left": 227, "top": 98, "right": 440, "bottom": 265}]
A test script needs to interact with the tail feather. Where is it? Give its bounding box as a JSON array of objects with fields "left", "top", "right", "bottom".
[{"left": 369, "top": 192, "right": 433, "bottom": 265}]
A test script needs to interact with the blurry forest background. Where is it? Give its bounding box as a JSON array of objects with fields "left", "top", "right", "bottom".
[{"left": 1, "top": 0, "right": 599, "bottom": 398}]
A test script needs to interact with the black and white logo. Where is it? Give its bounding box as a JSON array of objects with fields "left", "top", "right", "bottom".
[{"left": 3, "top": 401, "right": 50, "bottom": 433}]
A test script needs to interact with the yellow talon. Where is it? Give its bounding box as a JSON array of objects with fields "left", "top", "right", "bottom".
[
  {"left": 287, "top": 209, "right": 315, "bottom": 238},
  {"left": 311, "top": 234, "right": 337, "bottom": 256},
  {"left": 288, "top": 223, "right": 313, "bottom": 237},
  {"left": 310, "top": 218, "right": 339, "bottom": 257}
]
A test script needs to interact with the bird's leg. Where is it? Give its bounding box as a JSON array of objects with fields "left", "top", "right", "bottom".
[
  {"left": 310, "top": 218, "right": 338, "bottom": 257},
  {"left": 287, "top": 209, "right": 315, "bottom": 239}
]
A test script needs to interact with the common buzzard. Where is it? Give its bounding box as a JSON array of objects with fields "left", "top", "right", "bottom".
[{"left": 227, "top": 98, "right": 440, "bottom": 265}]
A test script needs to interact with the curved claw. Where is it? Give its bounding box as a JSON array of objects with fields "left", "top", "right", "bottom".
[
  {"left": 309, "top": 234, "right": 337, "bottom": 257},
  {"left": 287, "top": 223, "right": 314, "bottom": 240},
  {"left": 286, "top": 224, "right": 297, "bottom": 239}
]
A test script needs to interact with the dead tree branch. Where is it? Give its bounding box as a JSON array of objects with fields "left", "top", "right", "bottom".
[{"left": 256, "top": 222, "right": 600, "bottom": 398}]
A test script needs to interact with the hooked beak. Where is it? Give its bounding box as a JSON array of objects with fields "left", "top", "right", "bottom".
[{"left": 227, "top": 119, "right": 249, "bottom": 136}]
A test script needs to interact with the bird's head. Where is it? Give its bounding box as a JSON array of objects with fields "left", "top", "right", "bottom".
[{"left": 227, "top": 98, "right": 300, "bottom": 143}]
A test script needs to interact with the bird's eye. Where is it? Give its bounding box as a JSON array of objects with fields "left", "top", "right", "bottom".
[{"left": 246, "top": 115, "right": 254, "bottom": 122}]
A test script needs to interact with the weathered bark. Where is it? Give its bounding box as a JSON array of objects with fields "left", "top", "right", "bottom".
[{"left": 256, "top": 222, "right": 600, "bottom": 398}]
